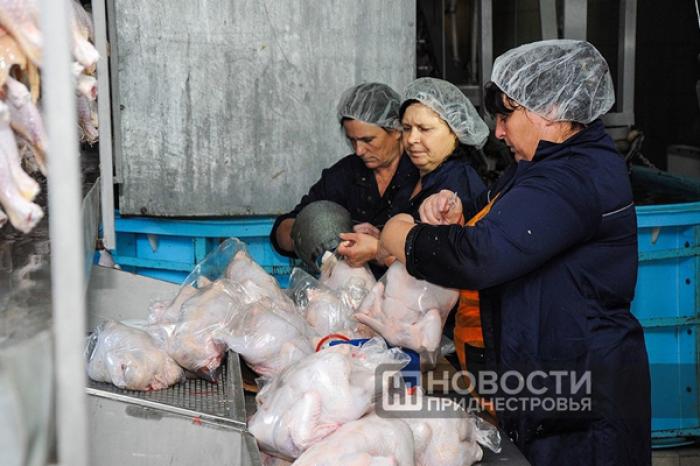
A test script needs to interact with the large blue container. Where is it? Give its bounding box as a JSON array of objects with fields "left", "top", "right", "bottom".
[
  {"left": 111, "top": 212, "right": 296, "bottom": 286},
  {"left": 632, "top": 167, "right": 700, "bottom": 442}
]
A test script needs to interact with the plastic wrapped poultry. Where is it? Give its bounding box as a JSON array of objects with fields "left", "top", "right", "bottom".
[
  {"left": 222, "top": 297, "right": 313, "bottom": 377},
  {"left": 248, "top": 338, "right": 409, "bottom": 460},
  {"left": 399, "top": 396, "right": 502, "bottom": 466},
  {"left": 86, "top": 320, "right": 184, "bottom": 391},
  {"left": 292, "top": 413, "right": 416, "bottom": 466},
  {"left": 166, "top": 278, "right": 246, "bottom": 381},
  {"left": 289, "top": 267, "right": 374, "bottom": 339},
  {"left": 354, "top": 261, "right": 459, "bottom": 367},
  {"left": 318, "top": 251, "right": 376, "bottom": 310}
]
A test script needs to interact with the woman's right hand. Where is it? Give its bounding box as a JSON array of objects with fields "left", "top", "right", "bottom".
[{"left": 419, "top": 189, "right": 464, "bottom": 225}]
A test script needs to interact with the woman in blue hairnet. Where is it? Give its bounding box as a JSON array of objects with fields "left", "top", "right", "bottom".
[{"left": 379, "top": 40, "right": 651, "bottom": 465}]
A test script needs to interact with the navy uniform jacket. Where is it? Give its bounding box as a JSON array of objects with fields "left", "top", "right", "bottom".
[
  {"left": 270, "top": 152, "right": 420, "bottom": 276},
  {"left": 405, "top": 144, "right": 486, "bottom": 220},
  {"left": 404, "top": 120, "right": 651, "bottom": 466}
]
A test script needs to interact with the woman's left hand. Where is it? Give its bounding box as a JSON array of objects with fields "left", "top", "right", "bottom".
[
  {"left": 377, "top": 214, "right": 416, "bottom": 265},
  {"left": 337, "top": 232, "right": 379, "bottom": 267},
  {"left": 419, "top": 190, "right": 464, "bottom": 225}
]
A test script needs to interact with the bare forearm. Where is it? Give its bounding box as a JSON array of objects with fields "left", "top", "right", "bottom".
[{"left": 378, "top": 214, "right": 415, "bottom": 264}]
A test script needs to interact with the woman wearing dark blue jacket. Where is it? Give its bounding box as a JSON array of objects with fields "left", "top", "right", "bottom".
[
  {"left": 379, "top": 40, "right": 651, "bottom": 466},
  {"left": 338, "top": 78, "right": 489, "bottom": 267}
]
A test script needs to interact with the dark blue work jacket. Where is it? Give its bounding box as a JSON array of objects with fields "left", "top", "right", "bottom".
[
  {"left": 404, "top": 120, "right": 651, "bottom": 466},
  {"left": 405, "top": 144, "right": 486, "bottom": 220},
  {"left": 270, "top": 152, "right": 419, "bottom": 276}
]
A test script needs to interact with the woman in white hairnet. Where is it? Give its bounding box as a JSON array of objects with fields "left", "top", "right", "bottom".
[
  {"left": 270, "top": 82, "right": 419, "bottom": 278},
  {"left": 338, "top": 78, "right": 489, "bottom": 268},
  {"left": 379, "top": 40, "right": 651, "bottom": 465}
]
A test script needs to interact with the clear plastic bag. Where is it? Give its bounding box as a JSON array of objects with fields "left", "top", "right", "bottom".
[
  {"left": 318, "top": 251, "right": 376, "bottom": 310},
  {"left": 288, "top": 267, "right": 373, "bottom": 339},
  {"left": 248, "top": 338, "right": 410, "bottom": 460},
  {"left": 86, "top": 320, "right": 184, "bottom": 391},
  {"left": 392, "top": 391, "right": 502, "bottom": 465},
  {"left": 222, "top": 296, "right": 314, "bottom": 377},
  {"left": 354, "top": 261, "right": 459, "bottom": 367},
  {"left": 181, "top": 237, "right": 247, "bottom": 288},
  {"left": 166, "top": 279, "right": 247, "bottom": 381}
]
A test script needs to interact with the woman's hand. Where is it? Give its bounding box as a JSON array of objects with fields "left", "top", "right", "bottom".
[
  {"left": 377, "top": 214, "right": 416, "bottom": 265},
  {"left": 353, "top": 222, "right": 381, "bottom": 239},
  {"left": 336, "top": 232, "right": 379, "bottom": 267},
  {"left": 419, "top": 189, "right": 464, "bottom": 225}
]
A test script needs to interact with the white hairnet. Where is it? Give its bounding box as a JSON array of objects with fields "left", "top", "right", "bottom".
[
  {"left": 491, "top": 39, "right": 615, "bottom": 124},
  {"left": 337, "top": 82, "right": 401, "bottom": 129},
  {"left": 402, "top": 77, "right": 489, "bottom": 148}
]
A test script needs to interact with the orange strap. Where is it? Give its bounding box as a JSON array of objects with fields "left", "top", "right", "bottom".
[{"left": 454, "top": 193, "right": 501, "bottom": 370}]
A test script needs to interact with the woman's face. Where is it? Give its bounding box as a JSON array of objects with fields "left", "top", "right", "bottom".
[
  {"left": 401, "top": 102, "right": 458, "bottom": 175},
  {"left": 493, "top": 97, "right": 541, "bottom": 162},
  {"left": 343, "top": 119, "right": 402, "bottom": 170}
]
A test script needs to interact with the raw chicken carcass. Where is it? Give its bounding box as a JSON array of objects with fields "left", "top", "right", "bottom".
[
  {"left": 147, "top": 276, "right": 212, "bottom": 324},
  {"left": 292, "top": 413, "right": 415, "bottom": 466},
  {"left": 404, "top": 401, "right": 484, "bottom": 466},
  {"left": 167, "top": 279, "right": 245, "bottom": 380},
  {"left": 0, "top": 0, "right": 41, "bottom": 65},
  {"left": 222, "top": 298, "right": 312, "bottom": 377},
  {"left": 319, "top": 252, "right": 376, "bottom": 310},
  {"left": 0, "top": 100, "right": 38, "bottom": 201},
  {"left": 77, "top": 92, "right": 98, "bottom": 144},
  {"left": 86, "top": 320, "right": 184, "bottom": 391},
  {"left": 225, "top": 249, "right": 292, "bottom": 309},
  {"left": 289, "top": 267, "right": 374, "bottom": 339},
  {"left": 248, "top": 339, "right": 409, "bottom": 459},
  {"left": 5, "top": 76, "right": 47, "bottom": 175},
  {"left": 354, "top": 262, "right": 458, "bottom": 365},
  {"left": 0, "top": 104, "right": 42, "bottom": 233}
]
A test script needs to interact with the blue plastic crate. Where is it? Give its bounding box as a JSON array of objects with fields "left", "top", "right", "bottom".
[
  {"left": 632, "top": 167, "right": 700, "bottom": 442},
  {"left": 110, "top": 212, "right": 296, "bottom": 287}
]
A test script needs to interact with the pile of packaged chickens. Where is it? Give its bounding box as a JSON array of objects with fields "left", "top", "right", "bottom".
[
  {"left": 86, "top": 238, "right": 501, "bottom": 465},
  {"left": 0, "top": 0, "right": 99, "bottom": 234}
]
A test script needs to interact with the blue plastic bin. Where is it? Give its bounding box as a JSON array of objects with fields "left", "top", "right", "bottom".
[
  {"left": 110, "top": 212, "right": 296, "bottom": 286},
  {"left": 631, "top": 167, "right": 700, "bottom": 442},
  {"left": 328, "top": 338, "right": 421, "bottom": 388}
]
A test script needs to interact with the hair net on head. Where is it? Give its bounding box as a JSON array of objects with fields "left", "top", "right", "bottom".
[
  {"left": 402, "top": 77, "right": 489, "bottom": 148},
  {"left": 337, "top": 82, "right": 401, "bottom": 129},
  {"left": 491, "top": 39, "right": 615, "bottom": 124}
]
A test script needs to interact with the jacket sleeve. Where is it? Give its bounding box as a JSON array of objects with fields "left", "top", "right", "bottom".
[
  {"left": 269, "top": 162, "right": 349, "bottom": 256},
  {"left": 405, "top": 166, "right": 602, "bottom": 289}
]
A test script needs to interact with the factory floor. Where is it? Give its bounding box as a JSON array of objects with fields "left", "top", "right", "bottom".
[{"left": 654, "top": 444, "right": 700, "bottom": 466}]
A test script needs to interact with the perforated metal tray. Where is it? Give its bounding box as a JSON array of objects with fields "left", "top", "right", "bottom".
[{"left": 86, "top": 350, "right": 247, "bottom": 429}]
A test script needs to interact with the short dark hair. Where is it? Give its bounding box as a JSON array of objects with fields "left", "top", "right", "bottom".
[
  {"left": 484, "top": 81, "right": 518, "bottom": 117},
  {"left": 399, "top": 99, "right": 420, "bottom": 121}
]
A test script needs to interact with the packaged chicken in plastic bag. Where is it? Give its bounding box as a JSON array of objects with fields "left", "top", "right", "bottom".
[
  {"left": 248, "top": 337, "right": 410, "bottom": 460},
  {"left": 221, "top": 296, "right": 315, "bottom": 377},
  {"left": 318, "top": 251, "right": 377, "bottom": 310},
  {"left": 166, "top": 278, "right": 249, "bottom": 381},
  {"left": 288, "top": 267, "right": 374, "bottom": 340},
  {"left": 86, "top": 320, "right": 184, "bottom": 391},
  {"left": 354, "top": 261, "right": 459, "bottom": 367},
  {"left": 293, "top": 413, "right": 416, "bottom": 466},
  {"left": 389, "top": 390, "right": 502, "bottom": 466},
  {"left": 147, "top": 237, "right": 247, "bottom": 325}
]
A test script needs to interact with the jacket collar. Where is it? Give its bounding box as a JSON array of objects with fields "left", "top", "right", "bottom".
[{"left": 532, "top": 119, "right": 607, "bottom": 162}]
